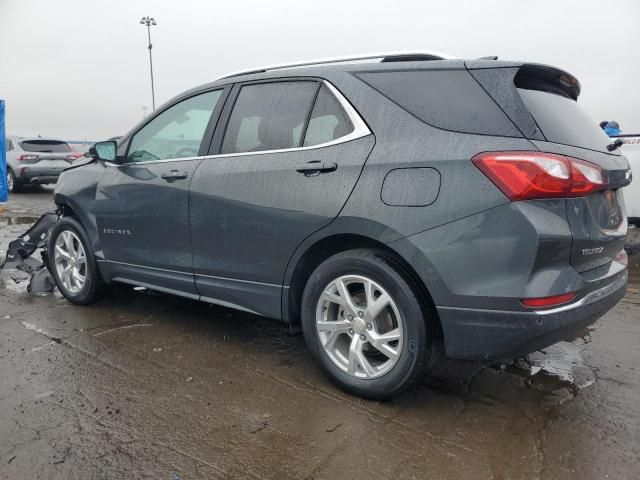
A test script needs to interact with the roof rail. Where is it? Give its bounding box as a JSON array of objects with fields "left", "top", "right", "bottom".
[{"left": 218, "top": 50, "right": 457, "bottom": 80}]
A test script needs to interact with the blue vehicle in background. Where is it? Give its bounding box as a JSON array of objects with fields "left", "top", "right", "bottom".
[{"left": 0, "top": 99, "right": 7, "bottom": 203}]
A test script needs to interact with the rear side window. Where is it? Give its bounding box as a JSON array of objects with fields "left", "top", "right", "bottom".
[
  {"left": 5, "top": 139, "right": 13, "bottom": 151},
  {"left": 357, "top": 70, "right": 521, "bottom": 137},
  {"left": 20, "top": 140, "right": 71, "bottom": 153},
  {"left": 518, "top": 88, "right": 611, "bottom": 152},
  {"left": 303, "top": 85, "right": 353, "bottom": 147},
  {"left": 222, "top": 81, "right": 318, "bottom": 154}
]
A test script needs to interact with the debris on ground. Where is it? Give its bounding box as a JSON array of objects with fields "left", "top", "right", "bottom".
[
  {"left": 245, "top": 414, "right": 269, "bottom": 434},
  {"left": 0, "top": 212, "right": 57, "bottom": 295}
]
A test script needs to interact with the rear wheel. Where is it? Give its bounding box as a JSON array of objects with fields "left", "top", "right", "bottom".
[
  {"left": 47, "top": 217, "right": 105, "bottom": 304},
  {"left": 301, "top": 249, "right": 438, "bottom": 399},
  {"left": 6, "top": 169, "right": 20, "bottom": 193}
]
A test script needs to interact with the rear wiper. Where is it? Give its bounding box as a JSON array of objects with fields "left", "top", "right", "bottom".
[{"left": 607, "top": 139, "right": 624, "bottom": 152}]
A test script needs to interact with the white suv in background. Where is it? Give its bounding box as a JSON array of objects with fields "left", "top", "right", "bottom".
[{"left": 620, "top": 136, "right": 640, "bottom": 225}]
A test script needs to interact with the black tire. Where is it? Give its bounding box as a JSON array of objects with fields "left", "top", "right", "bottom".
[
  {"left": 47, "top": 217, "right": 105, "bottom": 305},
  {"left": 301, "top": 249, "right": 439, "bottom": 399},
  {"left": 7, "top": 169, "right": 21, "bottom": 193}
]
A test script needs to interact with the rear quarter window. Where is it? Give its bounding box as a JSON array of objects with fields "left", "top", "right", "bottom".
[{"left": 356, "top": 69, "right": 521, "bottom": 137}]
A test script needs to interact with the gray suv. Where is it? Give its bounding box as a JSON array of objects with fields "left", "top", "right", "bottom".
[{"left": 48, "top": 52, "right": 631, "bottom": 398}]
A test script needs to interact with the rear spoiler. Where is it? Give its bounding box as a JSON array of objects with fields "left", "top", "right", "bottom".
[{"left": 514, "top": 63, "right": 581, "bottom": 101}]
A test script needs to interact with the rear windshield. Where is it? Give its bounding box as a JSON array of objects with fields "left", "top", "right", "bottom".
[
  {"left": 517, "top": 89, "right": 612, "bottom": 153},
  {"left": 20, "top": 140, "right": 71, "bottom": 153}
]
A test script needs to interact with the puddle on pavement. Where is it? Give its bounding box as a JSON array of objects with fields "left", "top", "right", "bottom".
[{"left": 508, "top": 327, "right": 597, "bottom": 393}]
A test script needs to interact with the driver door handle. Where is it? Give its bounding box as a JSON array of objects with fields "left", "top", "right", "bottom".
[
  {"left": 295, "top": 161, "right": 338, "bottom": 176},
  {"left": 161, "top": 170, "right": 188, "bottom": 181}
]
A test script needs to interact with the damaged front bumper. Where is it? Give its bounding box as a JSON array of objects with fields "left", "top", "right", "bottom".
[{"left": 1, "top": 212, "right": 58, "bottom": 293}]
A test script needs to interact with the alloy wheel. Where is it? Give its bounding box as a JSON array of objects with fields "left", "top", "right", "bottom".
[
  {"left": 6, "top": 172, "right": 13, "bottom": 192},
  {"left": 315, "top": 275, "right": 404, "bottom": 379},
  {"left": 54, "top": 230, "right": 87, "bottom": 294}
]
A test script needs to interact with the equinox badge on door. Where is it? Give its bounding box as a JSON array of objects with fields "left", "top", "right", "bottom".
[{"left": 103, "top": 228, "right": 132, "bottom": 236}]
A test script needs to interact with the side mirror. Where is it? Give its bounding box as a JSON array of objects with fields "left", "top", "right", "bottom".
[{"left": 90, "top": 141, "right": 117, "bottom": 162}]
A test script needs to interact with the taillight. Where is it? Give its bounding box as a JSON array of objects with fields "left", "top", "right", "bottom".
[
  {"left": 473, "top": 152, "right": 605, "bottom": 201},
  {"left": 614, "top": 249, "right": 628, "bottom": 266},
  {"left": 17, "top": 154, "right": 39, "bottom": 161},
  {"left": 570, "top": 159, "right": 605, "bottom": 196},
  {"left": 521, "top": 292, "right": 576, "bottom": 309}
]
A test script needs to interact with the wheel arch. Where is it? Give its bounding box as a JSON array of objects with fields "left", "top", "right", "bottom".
[
  {"left": 283, "top": 233, "right": 441, "bottom": 340},
  {"left": 54, "top": 194, "right": 103, "bottom": 259}
]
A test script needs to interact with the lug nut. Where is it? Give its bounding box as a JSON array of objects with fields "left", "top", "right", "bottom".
[
  {"left": 360, "top": 334, "right": 366, "bottom": 340},
  {"left": 358, "top": 311, "right": 364, "bottom": 318},
  {"left": 347, "top": 315, "right": 353, "bottom": 321},
  {"left": 349, "top": 329, "right": 354, "bottom": 335},
  {"left": 366, "top": 323, "right": 372, "bottom": 330}
]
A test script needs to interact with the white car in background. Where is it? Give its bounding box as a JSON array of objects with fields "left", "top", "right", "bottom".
[{"left": 620, "top": 135, "right": 640, "bottom": 225}]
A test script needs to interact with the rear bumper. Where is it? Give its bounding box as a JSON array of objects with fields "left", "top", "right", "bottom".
[
  {"left": 438, "top": 267, "right": 628, "bottom": 360},
  {"left": 18, "top": 172, "right": 60, "bottom": 184}
]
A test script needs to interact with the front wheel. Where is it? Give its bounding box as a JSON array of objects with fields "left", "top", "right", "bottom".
[
  {"left": 47, "top": 217, "right": 105, "bottom": 304},
  {"left": 301, "top": 249, "right": 439, "bottom": 399}
]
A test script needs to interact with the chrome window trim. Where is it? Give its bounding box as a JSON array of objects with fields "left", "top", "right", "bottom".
[{"left": 107, "top": 80, "right": 371, "bottom": 167}]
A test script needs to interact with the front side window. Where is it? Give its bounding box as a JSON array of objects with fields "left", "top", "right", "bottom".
[
  {"left": 303, "top": 85, "right": 354, "bottom": 147},
  {"left": 127, "top": 90, "right": 222, "bottom": 163},
  {"left": 221, "top": 81, "right": 318, "bottom": 154}
]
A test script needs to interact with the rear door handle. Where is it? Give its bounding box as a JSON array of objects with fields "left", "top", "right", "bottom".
[
  {"left": 161, "top": 170, "right": 188, "bottom": 181},
  {"left": 295, "top": 161, "right": 338, "bottom": 176}
]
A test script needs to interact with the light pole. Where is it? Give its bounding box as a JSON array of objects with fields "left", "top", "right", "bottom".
[{"left": 139, "top": 16, "right": 157, "bottom": 110}]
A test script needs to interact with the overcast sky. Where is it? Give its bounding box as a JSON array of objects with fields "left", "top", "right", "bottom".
[{"left": 1, "top": 0, "right": 639, "bottom": 140}]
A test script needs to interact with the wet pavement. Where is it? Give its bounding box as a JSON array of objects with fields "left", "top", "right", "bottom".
[{"left": 1, "top": 190, "right": 640, "bottom": 479}]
